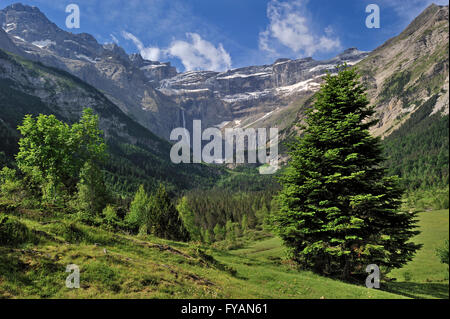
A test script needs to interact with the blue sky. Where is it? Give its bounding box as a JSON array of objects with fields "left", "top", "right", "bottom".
[{"left": 1, "top": 0, "right": 448, "bottom": 71}]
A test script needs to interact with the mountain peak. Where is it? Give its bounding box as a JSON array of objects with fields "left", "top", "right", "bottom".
[
  {"left": 0, "top": 2, "right": 58, "bottom": 38},
  {"left": 3, "top": 3, "right": 43, "bottom": 14}
]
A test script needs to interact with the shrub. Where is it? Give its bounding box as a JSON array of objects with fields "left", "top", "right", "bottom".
[
  {"left": 0, "top": 167, "right": 24, "bottom": 202},
  {"left": 60, "top": 222, "right": 86, "bottom": 243},
  {"left": 0, "top": 214, "right": 30, "bottom": 246},
  {"left": 103, "top": 205, "right": 119, "bottom": 224},
  {"left": 436, "top": 240, "right": 449, "bottom": 266},
  {"left": 403, "top": 271, "right": 413, "bottom": 282}
]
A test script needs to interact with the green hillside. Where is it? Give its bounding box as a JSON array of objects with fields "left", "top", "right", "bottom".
[
  {"left": 383, "top": 96, "right": 449, "bottom": 191},
  {"left": 0, "top": 201, "right": 447, "bottom": 298}
]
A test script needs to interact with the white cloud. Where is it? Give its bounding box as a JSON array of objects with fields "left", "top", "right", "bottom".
[
  {"left": 259, "top": 0, "right": 341, "bottom": 57},
  {"left": 167, "top": 33, "right": 232, "bottom": 71},
  {"left": 121, "top": 31, "right": 161, "bottom": 61},
  {"left": 122, "top": 31, "right": 232, "bottom": 71},
  {"left": 110, "top": 34, "right": 119, "bottom": 44}
]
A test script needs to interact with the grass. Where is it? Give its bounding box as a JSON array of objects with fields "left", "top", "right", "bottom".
[
  {"left": 385, "top": 209, "right": 449, "bottom": 299},
  {"left": 0, "top": 207, "right": 448, "bottom": 299},
  {"left": 211, "top": 238, "right": 402, "bottom": 299}
]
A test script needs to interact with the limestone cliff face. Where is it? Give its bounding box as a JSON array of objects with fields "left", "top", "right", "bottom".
[
  {"left": 0, "top": 27, "right": 20, "bottom": 54},
  {"left": 358, "top": 4, "right": 449, "bottom": 138}
]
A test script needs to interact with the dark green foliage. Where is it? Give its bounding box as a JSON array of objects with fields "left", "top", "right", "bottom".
[
  {"left": 436, "top": 240, "right": 449, "bottom": 266},
  {"left": 148, "top": 184, "right": 189, "bottom": 241},
  {"left": 215, "top": 166, "right": 280, "bottom": 192},
  {"left": 0, "top": 78, "right": 55, "bottom": 161},
  {"left": 273, "top": 66, "right": 421, "bottom": 278},
  {"left": 74, "top": 160, "right": 109, "bottom": 216},
  {"left": 379, "top": 71, "right": 412, "bottom": 104},
  {"left": 126, "top": 184, "right": 189, "bottom": 241},
  {"left": 383, "top": 95, "right": 449, "bottom": 191},
  {"left": 0, "top": 214, "right": 29, "bottom": 246},
  {"left": 59, "top": 222, "right": 86, "bottom": 243},
  {"left": 179, "top": 187, "right": 275, "bottom": 242}
]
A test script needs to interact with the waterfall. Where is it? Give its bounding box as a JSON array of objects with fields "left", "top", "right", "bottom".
[
  {"left": 182, "top": 109, "right": 186, "bottom": 130},
  {"left": 181, "top": 109, "right": 190, "bottom": 146}
]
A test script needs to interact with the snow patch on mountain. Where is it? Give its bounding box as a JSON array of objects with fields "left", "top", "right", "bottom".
[
  {"left": 75, "top": 54, "right": 98, "bottom": 64},
  {"left": 3, "top": 22, "right": 16, "bottom": 33},
  {"left": 276, "top": 77, "right": 322, "bottom": 95},
  {"left": 32, "top": 39, "right": 55, "bottom": 49},
  {"left": 217, "top": 72, "right": 271, "bottom": 80}
]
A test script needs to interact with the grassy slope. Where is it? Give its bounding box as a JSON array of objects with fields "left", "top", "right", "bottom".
[
  {"left": 385, "top": 209, "right": 449, "bottom": 299},
  {"left": 2, "top": 206, "right": 448, "bottom": 299}
]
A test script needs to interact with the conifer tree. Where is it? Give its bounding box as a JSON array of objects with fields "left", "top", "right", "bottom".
[
  {"left": 126, "top": 184, "right": 149, "bottom": 230},
  {"left": 75, "top": 160, "right": 109, "bottom": 216},
  {"left": 149, "top": 184, "right": 189, "bottom": 241},
  {"left": 273, "top": 66, "right": 421, "bottom": 279},
  {"left": 177, "top": 196, "right": 202, "bottom": 241}
]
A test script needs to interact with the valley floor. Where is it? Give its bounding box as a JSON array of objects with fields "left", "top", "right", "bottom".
[{"left": 0, "top": 208, "right": 448, "bottom": 299}]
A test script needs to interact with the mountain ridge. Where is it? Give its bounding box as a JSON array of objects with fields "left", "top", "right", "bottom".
[{"left": 0, "top": 2, "right": 368, "bottom": 139}]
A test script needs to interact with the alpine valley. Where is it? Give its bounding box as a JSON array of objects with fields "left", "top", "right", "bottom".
[{"left": 0, "top": 2, "right": 448, "bottom": 300}]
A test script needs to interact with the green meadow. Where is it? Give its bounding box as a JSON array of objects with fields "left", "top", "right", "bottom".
[{"left": 1, "top": 206, "right": 447, "bottom": 299}]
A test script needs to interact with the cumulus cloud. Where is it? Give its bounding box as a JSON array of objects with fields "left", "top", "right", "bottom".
[
  {"left": 167, "top": 33, "right": 232, "bottom": 71},
  {"left": 121, "top": 31, "right": 162, "bottom": 61},
  {"left": 259, "top": 0, "right": 341, "bottom": 57},
  {"left": 122, "top": 31, "right": 232, "bottom": 71}
]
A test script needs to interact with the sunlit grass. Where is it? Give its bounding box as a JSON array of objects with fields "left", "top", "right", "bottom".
[{"left": 0, "top": 207, "right": 448, "bottom": 299}]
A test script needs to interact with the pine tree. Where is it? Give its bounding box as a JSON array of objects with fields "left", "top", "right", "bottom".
[
  {"left": 213, "top": 223, "right": 226, "bottom": 241},
  {"left": 126, "top": 184, "right": 149, "bottom": 230},
  {"left": 241, "top": 214, "right": 248, "bottom": 233},
  {"left": 75, "top": 160, "right": 109, "bottom": 216},
  {"left": 149, "top": 184, "right": 189, "bottom": 241},
  {"left": 273, "top": 66, "right": 421, "bottom": 279}
]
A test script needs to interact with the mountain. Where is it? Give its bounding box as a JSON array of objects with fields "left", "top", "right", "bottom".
[
  {"left": 0, "top": 3, "right": 368, "bottom": 140},
  {"left": 0, "top": 43, "right": 221, "bottom": 194},
  {"left": 279, "top": 4, "right": 449, "bottom": 190},
  {"left": 158, "top": 48, "right": 367, "bottom": 133},
  {"left": 0, "top": 2, "right": 448, "bottom": 191},
  {"left": 358, "top": 3, "right": 449, "bottom": 137},
  {"left": 0, "top": 3, "right": 182, "bottom": 139}
]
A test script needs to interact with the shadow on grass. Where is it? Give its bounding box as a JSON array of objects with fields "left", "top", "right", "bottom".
[{"left": 383, "top": 281, "right": 449, "bottom": 299}]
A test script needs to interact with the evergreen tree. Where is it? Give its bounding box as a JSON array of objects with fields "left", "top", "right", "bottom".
[
  {"left": 213, "top": 223, "right": 226, "bottom": 241},
  {"left": 273, "top": 66, "right": 421, "bottom": 279},
  {"left": 177, "top": 196, "right": 201, "bottom": 241},
  {"left": 75, "top": 160, "right": 109, "bottom": 216},
  {"left": 204, "top": 229, "right": 212, "bottom": 244},
  {"left": 241, "top": 214, "right": 248, "bottom": 233},
  {"left": 126, "top": 184, "right": 149, "bottom": 230},
  {"left": 225, "top": 220, "right": 236, "bottom": 243},
  {"left": 149, "top": 184, "right": 189, "bottom": 241}
]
